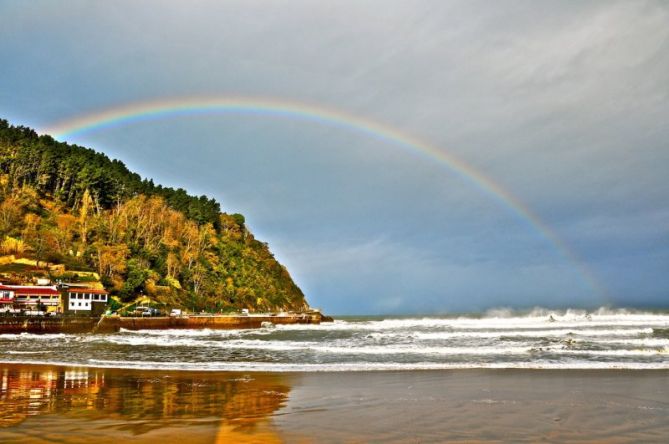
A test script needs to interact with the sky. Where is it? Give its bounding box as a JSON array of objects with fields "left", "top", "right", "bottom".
[{"left": 1, "top": 0, "right": 667, "bottom": 314}]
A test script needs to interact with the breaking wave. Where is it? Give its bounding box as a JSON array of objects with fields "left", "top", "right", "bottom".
[{"left": 0, "top": 307, "right": 667, "bottom": 371}]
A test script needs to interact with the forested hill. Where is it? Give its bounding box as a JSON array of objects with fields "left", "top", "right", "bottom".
[
  {"left": 0, "top": 120, "right": 221, "bottom": 227},
  {"left": 0, "top": 119, "right": 308, "bottom": 312}
]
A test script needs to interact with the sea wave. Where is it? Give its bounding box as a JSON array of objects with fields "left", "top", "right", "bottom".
[
  {"left": 75, "top": 336, "right": 668, "bottom": 357},
  {"left": 414, "top": 328, "right": 655, "bottom": 340},
  {"left": 271, "top": 314, "right": 669, "bottom": 331},
  {"left": 1, "top": 308, "right": 667, "bottom": 372},
  {"left": 3, "top": 350, "right": 53, "bottom": 355},
  {"left": 0, "top": 333, "right": 71, "bottom": 341},
  {"left": 0, "top": 358, "right": 667, "bottom": 372}
]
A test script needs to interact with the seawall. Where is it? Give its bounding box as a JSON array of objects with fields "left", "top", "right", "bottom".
[
  {"left": 97, "top": 313, "right": 325, "bottom": 332},
  {"left": 0, "top": 313, "right": 330, "bottom": 334},
  {"left": 0, "top": 316, "right": 101, "bottom": 334}
]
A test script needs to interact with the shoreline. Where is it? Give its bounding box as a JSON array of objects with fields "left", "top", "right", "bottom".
[
  {"left": 0, "top": 358, "right": 666, "bottom": 372},
  {"left": 1, "top": 361, "right": 668, "bottom": 374}
]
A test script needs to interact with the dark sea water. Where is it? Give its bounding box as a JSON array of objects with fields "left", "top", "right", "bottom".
[{"left": 0, "top": 308, "right": 667, "bottom": 371}]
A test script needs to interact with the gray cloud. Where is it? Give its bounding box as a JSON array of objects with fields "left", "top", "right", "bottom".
[{"left": 1, "top": 0, "right": 667, "bottom": 312}]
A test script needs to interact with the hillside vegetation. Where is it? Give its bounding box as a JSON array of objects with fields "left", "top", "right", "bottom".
[{"left": 0, "top": 119, "right": 308, "bottom": 312}]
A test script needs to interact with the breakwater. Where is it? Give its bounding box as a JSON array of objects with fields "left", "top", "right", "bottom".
[
  {"left": 0, "top": 316, "right": 101, "bottom": 334},
  {"left": 0, "top": 312, "right": 331, "bottom": 334}
]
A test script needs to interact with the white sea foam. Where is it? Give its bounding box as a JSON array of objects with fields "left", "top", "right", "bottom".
[
  {"left": 272, "top": 314, "right": 669, "bottom": 332},
  {"left": 0, "top": 333, "right": 71, "bottom": 341},
  {"left": 414, "top": 328, "right": 654, "bottom": 340},
  {"left": 221, "top": 342, "right": 534, "bottom": 355},
  {"left": 76, "top": 358, "right": 669, "bottom": 371},
  {"left": 117, "top": 327, "right": 275, "bottom": 338},
  {"left": 4, "top": 350, "right": 52, "bottom": 355},
  {"left": 583, "top": 338, "right": 669, "bottom": 347},
  {"left": 119, "top": 328, "right": 220, "bottom": 336},
  {"left": 1, "top": 358, "right": 667, "bottom": 372},
  {"left": 83, "top": 335, "right": 212, "bottom": 347},
  {"left": 78, "top": 335, "right": 669, "bottom": 357},
  {"left": 2, "top": 309, "right": 667, "bottom": 372},
  {"left": 543, "top": 348, "right": 668, "bottom": 356}
]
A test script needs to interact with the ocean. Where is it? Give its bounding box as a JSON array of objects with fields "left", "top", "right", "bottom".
[{"left": 1, "top": 307, "right": 667, "bottom": 371}]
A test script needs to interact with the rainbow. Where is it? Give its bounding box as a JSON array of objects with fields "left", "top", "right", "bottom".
[{"left": 43, "top": 96, "right": 607, "bottom": 300}]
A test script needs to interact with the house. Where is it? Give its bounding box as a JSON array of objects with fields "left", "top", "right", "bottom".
[
  {"left": 8, "top": 285, "right": 61, "bottom": 313},
  {"left": 0, "top": 283, "right": 110, "bottom": 316},
  {"left": 62, "top": 288, "right": 109, "bottom": 316},
  {"left": 0, "top": 284, "right": 15, "bottom": 308}
]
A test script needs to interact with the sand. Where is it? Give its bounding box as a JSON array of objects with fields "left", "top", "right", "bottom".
[
  {"left": 277, "top": 370, "right": 669, "bottom": 443},
  {"left": 0, "top": 364, "right": 667, "bottom": 443}
]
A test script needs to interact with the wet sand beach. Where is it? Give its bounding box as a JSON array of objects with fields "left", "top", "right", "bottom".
[{"left": 0, "top": 364, "right": 667, "bottom": 443}]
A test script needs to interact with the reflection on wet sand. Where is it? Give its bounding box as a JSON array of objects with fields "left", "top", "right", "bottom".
[
  {"left": 4, "top": 364, "right": 667, "bottom": 443},
  {"left": 0, "top": 364, "right": 290, "bottom": 443}
]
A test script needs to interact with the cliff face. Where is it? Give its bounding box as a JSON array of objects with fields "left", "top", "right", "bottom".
[{"left": 0, "top": 119, "right": 308, "bottom": 312}]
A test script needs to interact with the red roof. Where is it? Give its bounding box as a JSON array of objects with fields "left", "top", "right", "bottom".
[
  {"left": 9, "top": 286, "right": 59, "bottom": 296},
  {"left": 67, "top": 288, "right": 108, "bottom": 295}
]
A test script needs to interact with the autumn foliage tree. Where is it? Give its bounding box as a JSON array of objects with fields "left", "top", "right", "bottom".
[{"left": 0, "top": 119, "right": 308, "bottom": 312}]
